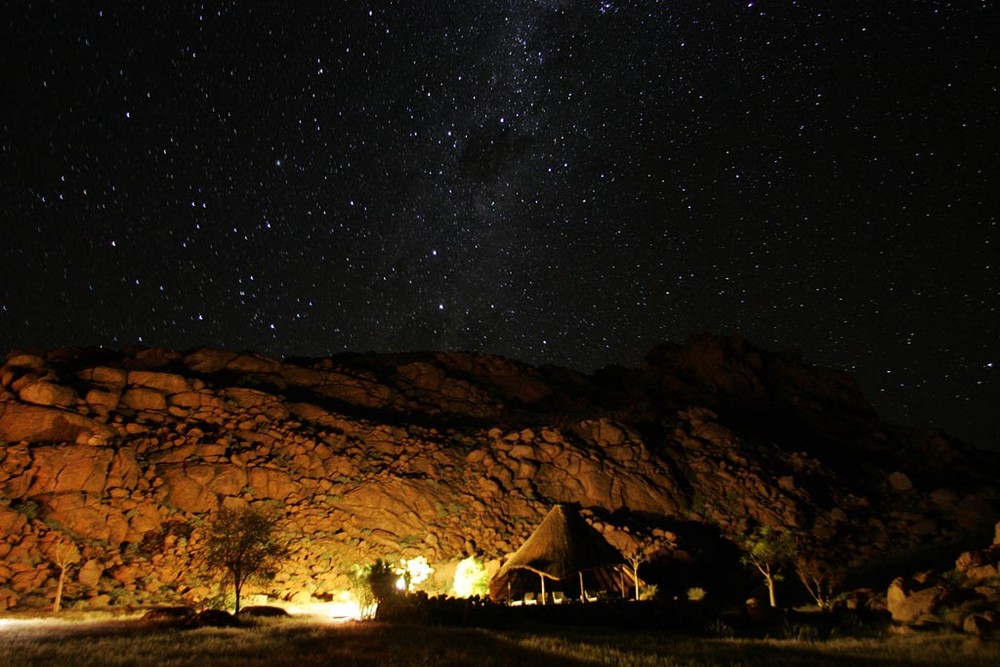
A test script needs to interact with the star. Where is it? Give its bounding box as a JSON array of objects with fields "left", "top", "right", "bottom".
[{"left": 0, "top": 2, "right": 996, "bottom": 448}]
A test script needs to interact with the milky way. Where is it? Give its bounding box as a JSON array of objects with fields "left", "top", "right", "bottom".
[{"left": 2, "top": 2, "right": 997, "bottom": 448}]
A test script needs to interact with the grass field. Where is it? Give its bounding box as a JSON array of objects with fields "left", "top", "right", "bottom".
[{"left": 1, "top": 614, "right": 998, "bottom": 666}]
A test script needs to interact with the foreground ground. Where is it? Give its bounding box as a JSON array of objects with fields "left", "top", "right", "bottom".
[{"left": 0, "top": 614, "right": 998, "bottom": 666}]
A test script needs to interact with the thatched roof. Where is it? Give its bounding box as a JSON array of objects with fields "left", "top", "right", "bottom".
[{"left": 489, "top": 504, "right": 630, "bottom": 599}]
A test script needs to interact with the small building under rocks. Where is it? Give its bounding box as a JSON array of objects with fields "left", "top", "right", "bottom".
[{"left": 489, "top": 504, "right": 637, "bottom": 604}]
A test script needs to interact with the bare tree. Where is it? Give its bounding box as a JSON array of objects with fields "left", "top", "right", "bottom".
[
  {"left": 624, "top": 532, "right": 670, "bottom": 600},
  {"left": 50, "top": 538, "right": 80, "bottom": 613},
  {"left": 204, "top": 506, "right": 290, "bottom": 615},
  {"left": 739, "top": 525, "right": 795, "bottom": 608},
  {"left": 625, "top": 549, "right": 647, "bottom": 601},
  {"left": 794, "top": 546, "right": 845, "bottom": 610}
]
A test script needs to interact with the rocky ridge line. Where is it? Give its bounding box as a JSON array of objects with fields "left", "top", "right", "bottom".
[{"left": 0, "top": 335, "right": 997, "bottom": 612}]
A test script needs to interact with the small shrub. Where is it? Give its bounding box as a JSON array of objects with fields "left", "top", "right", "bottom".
[
  {"left": 639, "top": 584, "right": 659, "bottom": 600},
  {"left": 687, "top": 587, "right": 707, "bottom": 601},
  {"left": 204, "top": 590, "right": 236, "bottom": 611},
  {"left": 13, "top": 499, "right": 40, "bottom": 519}
]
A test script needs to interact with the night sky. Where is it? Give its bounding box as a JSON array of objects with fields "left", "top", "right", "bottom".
[{"left": 2, "top": 2, "right": 997, "bottom": 448}]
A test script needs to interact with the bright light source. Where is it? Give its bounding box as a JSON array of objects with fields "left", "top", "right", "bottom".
[
  {"left": 283, "top": 591, "right": 365, "bottom": 621},
  {"left": 453, "top": 556, "right": 490, "bottom": 598},
  {"left": 395, "top": 556, "right": 433, "bottom": 592},
  {"left": 0, "top": 617, "right": 74, "bottom": 632}
]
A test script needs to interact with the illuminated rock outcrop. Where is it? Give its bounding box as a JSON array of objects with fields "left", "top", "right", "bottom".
[{"left": 0, "top": 336, "right": 996, "bottom": 611}]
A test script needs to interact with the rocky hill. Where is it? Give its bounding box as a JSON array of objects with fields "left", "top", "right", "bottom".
[{"left": 1, "top": 335, "right": 998, "bottom": 612}]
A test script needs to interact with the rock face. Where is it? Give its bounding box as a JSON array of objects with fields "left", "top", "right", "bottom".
[
  {"left": 0, "top": 335, "right": 998, "bottom": 611},
  {"left": 886, "top": 576, "right": 951, "bottom": 623},
  {"left": 883, "top": 521, "right": 1000, "bottom": 633}
]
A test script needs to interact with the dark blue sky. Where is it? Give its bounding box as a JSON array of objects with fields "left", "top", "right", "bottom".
[{"left": 2, "top": 1, "right": 997, "bottom": 448}]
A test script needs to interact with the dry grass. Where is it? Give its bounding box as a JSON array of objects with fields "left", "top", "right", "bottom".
[
  {"left": 507, "top": 628, "right": 1000, "bottom": 666},
  {"left": 0, "top": 616, "right": 586, "bottom": 667},
  {"left": 1, "top": 614, "right": 998, "bottom": 666}
]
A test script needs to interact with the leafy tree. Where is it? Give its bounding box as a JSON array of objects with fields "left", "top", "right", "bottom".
[
  {"left": 348, "top": 564, "right": 378, "bottom": 619},
  {"left": 453, "top": 556, "right": 490, "bottom": 598},
  {"left": 203, "top": 505, "right": 289, "bottom": 614},
  {"left": 739, "top": 525, "right": 795, "bottom": 608}
]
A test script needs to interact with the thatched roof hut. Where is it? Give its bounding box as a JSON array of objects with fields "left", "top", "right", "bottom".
[{"left": 488, "top": 504, "right": 636, "bottom": 603}]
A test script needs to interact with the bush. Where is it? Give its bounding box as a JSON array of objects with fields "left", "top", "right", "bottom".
[
  {"left": 12, "top": 499, "right": 40, "bottom": 520},
  {"left": 348, "top": 561, "right": 389, "bottom": 619},
  {"left": 687, "top": 587, "right": 707, "bottom": 601},
  {"left": 453, "top": 557, "right": 490, "bottom": 598},
  {"left": 204, "top": 590, "right": 236, "bottom": 611}
]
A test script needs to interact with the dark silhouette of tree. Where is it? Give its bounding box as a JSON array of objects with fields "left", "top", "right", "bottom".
[
  {"left": 366, "top": 558, "right": 399, "bottom": 604},
  {"left": 348, "top": 559, "right": 399, "bottom": 619},
  {"left": 204, "top": 506, "right": 289, "bottom": 615}
]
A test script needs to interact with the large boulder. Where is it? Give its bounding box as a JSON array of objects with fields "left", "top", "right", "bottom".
[
  {"left": 121, "top": 387, "right": 167, "bottom": 411},
  {"left": 159, "top": 464, "right": 222, "bottom": 513},
  {"left": 26, "top": 446, "right": 114, "bottom": 496},
  {"left": 4, "top": 353, "right": 46, "bottom": 369},
  {"left": 78, "top": 366, "right": 127, "bottom": 388},
  {"left": 888, "top": 471, "right": 914, "bottom": 492},
  {"left": 886, "top": 576, "right": 950, "bottom": 623},
  {"left": 963, "top": 612, "right": 998, "bottom": 638},
  {"left": 18, "top": 381, "right": 76, "bottom": 407},
  {"left": 43, "top": 493, "right": 116, "bottom": 540},
  {"left": 77, "top": 559, "right": 104, "bottom": 587},
  {"left": 954, "top": 533, "right": 1000, "bottom": 583},
  {"left": 0, "top": 403, "right": 114, "bottom": 443},
  {"left": 127, "top": 370, "right": 189, "bottom": 394}
]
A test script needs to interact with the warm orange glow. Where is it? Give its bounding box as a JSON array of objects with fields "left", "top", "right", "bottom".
[
  {"left": 0, "top": 617, "right": 92, "bottom": 632},
  {"left": 284, "top": 591, "right": 365, "bottom": 621}
]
